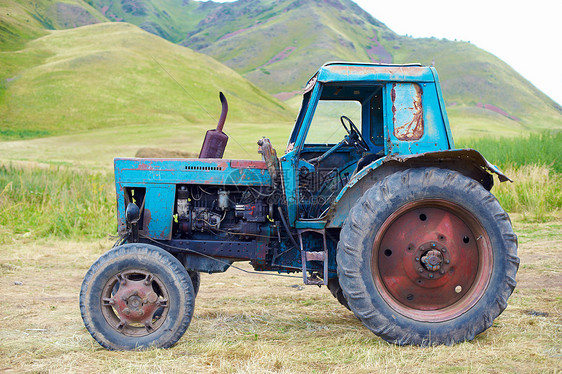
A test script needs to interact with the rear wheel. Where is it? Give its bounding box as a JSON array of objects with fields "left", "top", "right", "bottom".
[
  {"left": 327, "top": 277, "right": 350, "bottom": 310},
  {"left": 337, "top": 168, "right": 519, "bottom": 345},
  {"left": 80, "top": 243, "right": 195, "bottom": 350}
]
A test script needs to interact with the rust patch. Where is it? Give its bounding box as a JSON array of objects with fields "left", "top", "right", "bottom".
[
  {"left": 143, "top": 208, "right": 151, "bottom": 229},
  {"left": 327, "top": 65, "right": 427, "bottom": 77},
  {"left": 230, "top": 160, "right": 268, "bottom": 169},
  {"left": 392, "top": 83, "right": 424, "bottom": 140},
  {"left": 391, "top": 83, "right": 397, "bottom": 118},
  {"left": 383, "top": 149, "right": 511, "bottom": 183}
]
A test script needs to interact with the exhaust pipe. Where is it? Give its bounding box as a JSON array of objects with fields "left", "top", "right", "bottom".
[{"left": 199, "top": 92, "right": 229, "bottom": 159}]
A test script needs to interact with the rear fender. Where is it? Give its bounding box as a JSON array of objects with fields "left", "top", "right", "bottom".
[{"left": 326, "top": 149, "right": 511, "bottom": 228}]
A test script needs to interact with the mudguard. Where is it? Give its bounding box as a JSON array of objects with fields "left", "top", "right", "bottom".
[{"left": 326, "top": 149, "right": 511, "bottom": 228}]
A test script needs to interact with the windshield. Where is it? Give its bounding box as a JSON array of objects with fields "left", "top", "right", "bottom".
[
  {"left": 286, "top": 91, "right": 311, "bottom": 152},
  {"left": 306, "top": 100, "right": 361, "bottom": 144}
]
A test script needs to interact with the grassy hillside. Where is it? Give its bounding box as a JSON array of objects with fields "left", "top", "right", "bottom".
[
  {"left": 2, "top": 0, "right": 560, "bottom": 142},
  {"left": 95, "top": 0, "right": 562, "bottom": 135},
  {"left": 0, "top": 0, "right": 106, "bottom": 137},
  {"left": 0, "top": 1, "right": 46, "bottom": 51},
  {"left": 0, "top": 0, "right": 106, "bottom": 50},
  {"left": 187, "top": 0, "right": 562, "bottom": 133},
  {"left": 86, "top": 0, "right": 217, "bottom": 43},
  {"left": 0, "top": 22, "right": 293, "bottom": 140},
  {"left": 192, "top": 0, "right": 385, "bottom": 95}
]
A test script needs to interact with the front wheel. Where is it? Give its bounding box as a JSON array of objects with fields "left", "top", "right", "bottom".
[
  {"left": 337, "top": 168, "right": 519, "bottom": 345},
  {"left": 80, "top": 243, "right": 195, "bottom": 350},
  {"left": 188, "top": 270, "right": 201, "bottom": 297}
]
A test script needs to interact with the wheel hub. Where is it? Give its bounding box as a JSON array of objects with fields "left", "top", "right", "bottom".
[
  {"left": 113, "top": 277, "right": 161, "bottom": 324},
  {"left": 413, "top": 242, "right": 451, "bottom": 280},
  {"left": 101, "top": 271, "right": 168, "bottom": 335},
  {"left": 421, "top": 249, "right": 443, "bottom": 270},
  {"left": 375, "top": 204, "right": 483, "bottom": 313}
]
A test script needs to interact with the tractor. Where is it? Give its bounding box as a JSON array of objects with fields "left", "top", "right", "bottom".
[{"left": 80, "top": 62, "right": 519, "bottom": 350}]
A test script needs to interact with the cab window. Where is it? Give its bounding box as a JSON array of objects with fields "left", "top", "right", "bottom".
[{"left": 305, "top": 100, "right": 361, "bottom": 144}]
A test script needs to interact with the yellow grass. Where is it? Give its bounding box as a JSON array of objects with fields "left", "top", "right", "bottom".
[
  {"left": 0, "top": 121, "right": 294, "bottom": 171},
  {"left": 0, "top": 217, "right": 560, "bottom": 373},
  {"left": 492, "top": 165, "right": 561, "bottom": 222}
]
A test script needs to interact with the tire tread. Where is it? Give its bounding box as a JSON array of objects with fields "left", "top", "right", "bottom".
[{"left": 336, "top": 167, "right": 519, "bottom": 345}]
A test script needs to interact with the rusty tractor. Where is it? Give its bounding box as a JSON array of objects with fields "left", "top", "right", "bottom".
[{"left": 80, "top": 62, "right": 519, "bottom": 350}]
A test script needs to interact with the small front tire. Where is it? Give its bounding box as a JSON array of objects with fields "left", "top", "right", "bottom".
[
  {"left": 188, "top": 270, "right": 201, "bottom": 297},
  {"left": 80, "top": 243, "right": 195, "bottom": 350}
]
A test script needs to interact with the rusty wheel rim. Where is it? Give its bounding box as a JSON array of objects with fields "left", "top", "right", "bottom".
[
  {"left": 371, "top": 199, "right": 493, "bottom": 322},
  {"left": 101, "top": 270, "right": 169, "bottom": 336}
]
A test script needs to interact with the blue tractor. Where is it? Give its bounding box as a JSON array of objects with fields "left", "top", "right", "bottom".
[{"left": 80, "top": 62, "right": 519, "bottom": 349}]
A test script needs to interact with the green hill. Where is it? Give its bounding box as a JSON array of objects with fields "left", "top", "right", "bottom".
[
  {"left": 92, "top": 0, "right": 562, "bottom": 136},
  {"left": 2, "top": 0, "right": 561, "bottom": 143},
  {"left": 85, "top": 0, "right": 216, "bottom": 43},
  {"left": 0, "top": 0, "right": 106, "bottom": 50},
  {"left": 0, "top": 21, "right": 292, "bottom": 140}
]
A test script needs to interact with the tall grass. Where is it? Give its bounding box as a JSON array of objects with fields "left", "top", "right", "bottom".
[
  {"left": 457, "top": 131, "right": 561, "bottom": 173},
  {"left": 458, "top": 132, "right": 561, "bottom": 221},
  {"left": 0, "top": 164, "right": 115, "bottom": 242},
  {"left": 0, "top": 132, "right": 559, "bottom": 241},
  {"left": 492, "top": 165, "right": 561, "bottom": 222}
]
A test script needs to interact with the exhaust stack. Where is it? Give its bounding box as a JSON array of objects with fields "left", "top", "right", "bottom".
[{"left": 199, "top": 92, "right": 229, "bottom": 158}]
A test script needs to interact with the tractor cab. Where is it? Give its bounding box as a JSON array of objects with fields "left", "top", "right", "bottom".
[{"left": 282, "top": 62, "right": 454, "bottom": 222}]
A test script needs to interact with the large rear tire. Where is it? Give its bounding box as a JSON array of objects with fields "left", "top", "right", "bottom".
[
  {"left": 327, "top": 277, "right": 350, "bottom": 310},
  {"left": 337, "top": 168, "right": 519, "bottom": 345},
  {"left": 80, "top": 243, "right": 195, "bottom": 350}
]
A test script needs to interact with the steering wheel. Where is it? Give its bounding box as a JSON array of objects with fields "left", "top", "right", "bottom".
[
  {"left": 340, "top": 116, "right": 369, "bottom": 152},
  {"left": 307, "top": 116, "right": 370, "bottom": 165}
]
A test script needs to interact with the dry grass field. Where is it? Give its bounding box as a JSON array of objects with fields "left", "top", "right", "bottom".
[{"left": 0, "top": 215, "right": 560, "bottom": 373}]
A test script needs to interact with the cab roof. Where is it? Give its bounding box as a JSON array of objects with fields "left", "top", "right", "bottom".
[{"left": 313, "top": 61, "right": 437, "bottom": 85}]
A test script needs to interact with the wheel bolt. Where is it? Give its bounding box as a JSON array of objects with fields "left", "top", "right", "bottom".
[
  {"left": 103, "top": 298, "right": 115, "bottom": 305},
  {"left": 144, "top": 274, "right": 153, "bottom": 286},
  {"left": 429, "top": 274, "right": 434, "bottom": 278},
  {"left": 145, "top": 292, "right": 158, "bottom": 304},
  {"left": 418, "top": 268, "right": 423, "bottom": 273},
  {"left": 440, "top": 269, "right": 445, "bottom": 274},
  {"left": 415, "top": 257, "right": 420, "bottom": 262},
  {"left": 445, "top": 259, "right": 450, "bottom": 264}
]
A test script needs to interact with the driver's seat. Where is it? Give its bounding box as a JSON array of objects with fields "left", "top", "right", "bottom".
[{"left": 352, "top": 153, "right": 383, "bottom": 176}]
